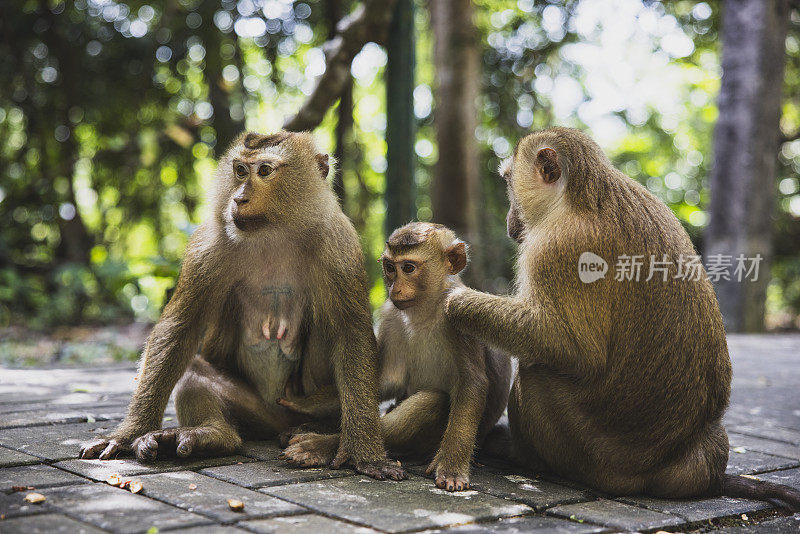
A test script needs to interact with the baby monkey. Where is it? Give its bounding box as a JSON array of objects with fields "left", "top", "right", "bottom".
[{"left": 280, "top": 223, "right": 511, "bottom": 491}]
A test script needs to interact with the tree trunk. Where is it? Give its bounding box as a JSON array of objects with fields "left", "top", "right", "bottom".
[
  {"left": 430, "top": 0, "right": 482, "bottom": 284},
  {"left": 706, "top": 0, "right": 789, "bottom": 332},
  {"left": 330, "top": 0, "right": 351, "bottom": 203},
  {"left": 384, "top": 0, "right": 416, "bottom": 234}
]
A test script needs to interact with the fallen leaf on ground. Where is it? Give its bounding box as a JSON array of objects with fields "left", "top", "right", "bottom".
[
  {"left": 227, "top": 498, "right": 244, "bottom": 511},
  {"left": 106, "top": 474, "right": 122, "bottom": 486},
  {"left": 24, "top": 493, "right": 46, "bottom": 504},
  {"left": 188, "top": 484, "right": 197, "bottom": 490},
  {"left": 11, "top": 486, "right": 34, "bottom": 492}
]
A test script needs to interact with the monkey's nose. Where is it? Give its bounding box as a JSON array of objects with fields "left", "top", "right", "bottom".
[{"left": 234, "top": 196, "right": 249, "bottom": 206}]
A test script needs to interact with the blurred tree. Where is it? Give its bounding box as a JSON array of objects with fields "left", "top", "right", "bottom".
[
  {"left": 706, "top": 0, "right": 790, "bottom": 332},
  {"left": 430, "top": 0, "right": 482, "bottom": 286},
  {"left": 384, "top": 0, "right": 416, "bottom": 234}
]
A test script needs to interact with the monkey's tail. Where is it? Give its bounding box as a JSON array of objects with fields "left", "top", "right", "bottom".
[{"left": 721, "top": 474, "right": 800, "bottom": 511}]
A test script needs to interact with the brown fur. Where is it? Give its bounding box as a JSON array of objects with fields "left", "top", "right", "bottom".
[
  {"left": 448, "top": 127, "right": 733, "bottom": 498},
  {"left": 280, "top": 223, "right": 512, "bottom": 491},
  {"left": 79, "top": 131, "right": 405, "bottom": 481}
]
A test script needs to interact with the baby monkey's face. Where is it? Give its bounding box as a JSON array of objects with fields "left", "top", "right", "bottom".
[{"left": 381, "top": 252, "right": 431, "bottom": 310}]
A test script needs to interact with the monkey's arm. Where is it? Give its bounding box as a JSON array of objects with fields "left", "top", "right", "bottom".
[
  {"left": 81, "top": 228, "right": 225, "bottom": 459},
  {"left": 446, "top": 288, "right": 604, "bottom": 376}
]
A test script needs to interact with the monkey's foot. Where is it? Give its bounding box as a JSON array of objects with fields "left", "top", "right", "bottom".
[
  {"left": 426, "top": 458, "right": 470, "bottom": 491},
  {"left": 79, "top": 438, "right": 131, "bottom": 460},
  {"left": 280, "top": 433, "right": 338, "bottom": 467},
  {"left": 352, "top": 459, "right": 408, "bottom": 481},
  {"left": 132, "top": 426, "right": 239, "bottom": 462},
  {"left": 331, "top": 447, "right": 408, "bottom": 481}
]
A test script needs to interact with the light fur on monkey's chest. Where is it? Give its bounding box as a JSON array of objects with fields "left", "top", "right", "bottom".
[{"left": 398, "top": 321, "right": 458, "bottom": 394}]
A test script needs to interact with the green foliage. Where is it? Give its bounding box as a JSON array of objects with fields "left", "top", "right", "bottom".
[{"left": 0, "top": 0, "right": 798, "bottom": 328}]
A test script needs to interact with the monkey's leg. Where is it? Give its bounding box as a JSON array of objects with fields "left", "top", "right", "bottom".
[
  {"left": 133, "top": 358, "right": 285, "bottom": 461},
  {"left": 281, "top": 391, "right": 448, "bottom": 470},
  {"left": 277, "top": 384, "right": 341, "bottom": 419},
  {"left": 381, "top": 390, "right": 450, "bottom": 458},
  {"left": 425, "top": 377, "right": 487, "bottom": 491}
]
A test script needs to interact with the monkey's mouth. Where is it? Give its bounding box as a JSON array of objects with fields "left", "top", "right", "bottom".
[
  {"left": 232, "top": 213, "right": 268, "bottom": 231},
  {"left": 391, "top": 298, "right": 416, "bottom": 310}
]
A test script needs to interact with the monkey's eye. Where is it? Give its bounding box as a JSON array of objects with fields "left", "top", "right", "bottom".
[
  {"left": 383, "top": 261, "right": 396, "bottom": 274},
  {"left": 401, "top": 262, "right": 416, "bottom": 274},
  {"left": 235, "top": 163, "right": 248, "bottom": 179},
  {"left": 257, "top": 164, "right": 274, "bottom": 177}
]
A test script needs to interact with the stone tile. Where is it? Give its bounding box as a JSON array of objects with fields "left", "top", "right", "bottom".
[
  {"left": 0, "top": 491, "right": 52, "bottom": 518},
  {"left": 731, "top": 424, "right": 800, "bottom": 446},
  {"left": 200, "top": 460, "right": 354, "bottom": 488},
  {"left": 616, "top": 494, "right": 770, "bottom": 522},
  {"left": 728, "top": 433, "right": 800, "bottom": 460},
  {"left": 0, "top": 512, "right": 105, "bottom": 533},
  {"left": 714, "top": 514, "right": 800, "bottom": 533},
  {"left": 548, "top": 499, "right": 682, "bottom": 531},
  {"left": 0, "top": 421, "right": 121, "bottom": 461},
  {"left": 422, "top": 515, "right": 609, "bottom": 533},
  {"left": 467, "top": 469, "right": 592, "bottom": 511},
  {"left": 0, "top": 464, "right": 87, "bottom": 492},
  {"left": 263, "top": 474, "right": 532, "bottom": 533},
  {"left": 136, "top": 471, "right": 305, "bottom": 522},
  {"left": 753, "top": 467, "right": 800, "bottom": 489},
  {"left": 243, "top": 514, "right": 381, "bottom": 533},
  {"left": 41, "top": 482, "right": 211, "bottom": 533},
  {"left": 0, "top": 446, "right": 40, "bottom": 467},
  {"left": 55, "top": 455, "right": 253, "bottom": 481},
  {"left": 726, "top": 448, "right": 800, "bottom": 475},
  {"left": 0, "top": 405, "right": 127, "bottom": 429},
  {"left": 167, "top": 526, "right": 252, "bottom": 533},
  {"left": 241, "top": 441, "right": 283, "bottom": 460}
]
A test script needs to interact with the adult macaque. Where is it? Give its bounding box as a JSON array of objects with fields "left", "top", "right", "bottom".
[
  {"left": 279, "top": 223, "right": 512, "bottom": 491},
  {"left": 80, "top": 131, "right": 405, "bottom": 480},
  {"left": 445, "top": 127, "right": 800, "bottom": 508}
]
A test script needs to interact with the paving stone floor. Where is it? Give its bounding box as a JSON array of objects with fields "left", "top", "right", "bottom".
[{"left": 0, "top": 334, "right": 799, "bottom": 533}]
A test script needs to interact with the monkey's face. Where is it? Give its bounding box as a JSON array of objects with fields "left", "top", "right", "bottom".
[
  {"left": 229, "top": 158, "right": 286, "bottom": 231},
  {"left": 382, "top": 252, "right": 426, "bottom": 310},
  {"left": 381, "top": 236, "right": 467, "bottom": 311},
  {"left": 218, "top": 131, "right": 332, "bottom": 236}
]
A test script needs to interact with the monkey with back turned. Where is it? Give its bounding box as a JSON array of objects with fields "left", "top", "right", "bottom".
[
  {"left": 80, "top": 131, "right": 405, "bottom": 481},
  {"left": 445, "top": 126, "right": 800, "bottom": 508},
  {"left": 279, "top": 222, "right": 512, "bottom": 491}
]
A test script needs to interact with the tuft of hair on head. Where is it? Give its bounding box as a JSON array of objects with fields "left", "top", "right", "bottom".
[
  {"left": 386, "top": 222, "right": 447, "bottom": 253},
  {"left": 242, "top": 131, "right": 293, "bottom": 150}
]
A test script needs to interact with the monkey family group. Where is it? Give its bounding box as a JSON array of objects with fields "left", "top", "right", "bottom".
[{"left": 79, "top": 128, "right": 799, "bottom": 509}]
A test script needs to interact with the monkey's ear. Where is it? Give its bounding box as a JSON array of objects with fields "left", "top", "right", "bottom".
[
  {"left": 316, "top": 153, "right": 330, "bottom": 178},
  {"left": 445, "top": 241, "right": 468, "bottom": 275},
  {"left": 536, "top": 147, "right": 561, "bottom": 184}
]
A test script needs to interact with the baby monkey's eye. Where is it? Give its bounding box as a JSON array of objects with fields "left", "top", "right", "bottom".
[
  {"left": 235, "top": 163, "right": 248, "bottom": 179},
  {"left": 258, "top": 164, "right": 274, "bottom": 177},
  {"left": 402, "top": 262, "right": 416, "bottom": 274},
  {"left": 383, "top": 261, "right": 396, "bottom": 274}
]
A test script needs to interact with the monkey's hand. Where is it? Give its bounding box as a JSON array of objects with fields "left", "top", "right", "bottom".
[
  {"left": 331, "top": 446, "right": 408, "bottom": 481},
  {"left": 79, "top": 437, "right": 132, "bottom": 460},
  {"left": 425, "top": 453, "right": 471, "bottom": 492}
]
